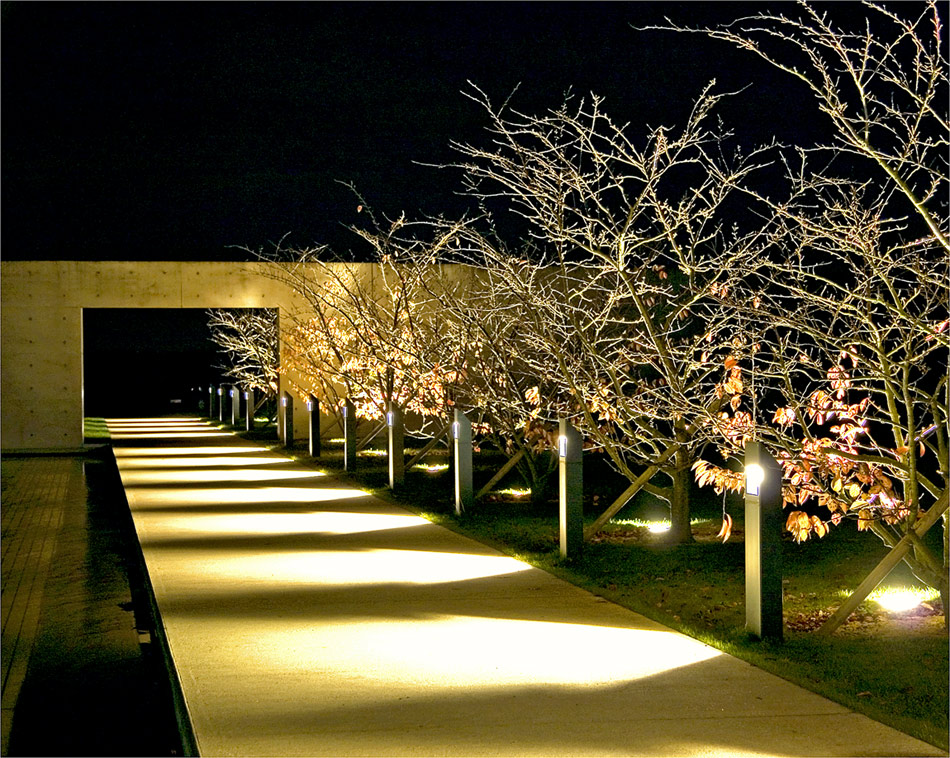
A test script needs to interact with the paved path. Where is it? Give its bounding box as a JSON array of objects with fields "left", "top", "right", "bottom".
[{"left": 107, "top": 417, "right": 944, "bottom": 757}]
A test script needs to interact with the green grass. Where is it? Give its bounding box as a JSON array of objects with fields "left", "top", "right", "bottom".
[
  {"left": 277, "top": 437, "right": 950, "bottom": 751},
  {"left": 83, "top": 417, "right": 111, "bottom": 441}
]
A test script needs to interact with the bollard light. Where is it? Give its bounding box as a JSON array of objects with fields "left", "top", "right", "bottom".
[
  {"left": 306, "top": 401, "right": 312, "bottom": 411},
  {"left": 452, "top": 421, "right": 460, "bottom": 440},
  {"left": 282, "top": 396, "right": 287, "bottom": 407},
  {"left": 745, "top": 463, "right": 765, "bottom": 496},
  {"left": 218, "top": 388, "right": 223, "bottom": 396},
  {"left": 229, "top": 389, "right": 234, "bottom": 398},
  {"left": 744, "top": 441, "right": 783, "bottom": 640},
  {"left": 387, "top": 411, "right": 394, "bottom": 427},
  {"left": 243, "top": 391, "right": 248, "bottom": 400},
  {"left": 557, "top": 420, "right": 583, "bottom": 558}
]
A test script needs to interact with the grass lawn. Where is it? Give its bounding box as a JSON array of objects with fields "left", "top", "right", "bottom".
[
  {"left": 239, "top": 428, "right": 949, "bottom": 751},
  {"left": 83, "top": 417, "right": 111, "bottom": 441}
]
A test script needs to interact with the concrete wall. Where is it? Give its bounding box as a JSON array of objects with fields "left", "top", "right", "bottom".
[{"left": 0, "top": 261, "right": 319, "bottom": 450}]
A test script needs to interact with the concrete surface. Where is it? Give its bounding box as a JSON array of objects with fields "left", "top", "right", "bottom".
[
  {"left": 107, "top": 417, "right": 946, "bottom": 757},
  {"left": 0, "top": 260, "right": 475, "bottom": 450}
]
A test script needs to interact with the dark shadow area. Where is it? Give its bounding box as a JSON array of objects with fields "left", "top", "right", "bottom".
[
  {"left": 5, "top": 453, "right": 182, "bottom": 757},
  {"left": 83, "top": 309, "right": 222, "bottom": 417}
]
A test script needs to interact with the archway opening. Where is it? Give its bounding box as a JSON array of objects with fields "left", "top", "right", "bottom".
[{"left": 82, "top": 308, "right": 222, "bottom": 418}]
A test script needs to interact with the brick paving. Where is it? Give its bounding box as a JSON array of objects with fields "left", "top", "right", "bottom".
[
  {"left": 1, "top": 457, "right": 74, "bottom": 754},
  {"left": 1, "top": 453, "right": 179, "bottom": 757}
]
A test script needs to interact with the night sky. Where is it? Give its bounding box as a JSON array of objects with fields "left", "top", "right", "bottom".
[
  {"left": 1, "top": 2, "right": 922, "bottom": 414},
  {"left": 1, "top": 1, "right": 850, "bottom": 262}
]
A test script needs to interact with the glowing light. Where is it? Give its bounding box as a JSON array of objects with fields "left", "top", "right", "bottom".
[
  {"left": 163, "top": 510, "right": 424, "bottom": 537},
  {"left": 118, "top": 467, "right": 325, "bottom": 485},
  {"left": 358, "top": 449, "right": 387, "bottom": 457},
  {"left": 452, "top": 422, "right": 460, "bottom": 440},
  {"left": 869, "top": 586, "right": 939, "bottom": 613},
  {"left": 114, "top": 446, "right": 268, "bottom": 457},
  {"left": 495, "top": 488, "right": 531, "bottom": 498},
  {"left": 253, "top": 615, "right": 720, "bottom": 686},
  {"left": 648, "top": 522, "right": 671, "bottom": 534},
  {"left": 178, "top": 548, "right": 532, "bottom": 587},
  {"left": 110, "top": 430, "right": 232, "bottom": 439},
  {"left": 412, "top": 463, "right": 449, "bottom": 473},
  {"left": 745, "top": 463, "right": 765, "bottom": 496},
  {"left": 558, "top": 435, "right": 568, "bottom": 457},
  {"left": 387, "top": 411, "right": 394, "bottom": 427},
  {"left": 130, "top": 485, "right": 369, "bottom": 507},
  {"left": 116, "top": 455, "right": 286, "bottom": 469},
  {"left": 328, "top": 438, "right": 346, "bottom": 444}
]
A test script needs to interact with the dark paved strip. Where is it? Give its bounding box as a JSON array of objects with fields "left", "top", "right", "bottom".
[{"left": 1, "top": 453, "right": 180, "bottom": 757}]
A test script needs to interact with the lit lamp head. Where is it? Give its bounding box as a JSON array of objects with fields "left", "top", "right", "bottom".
[
  {"left": 306, "top": 400, "right": 312, "bottom": 411},
  {"left": 558, "top": 435, "right": 568, "bottom": 458},
  {"left": 452, "top": 421, "right": 460, "bottom": 440},
  {"left": 218, "top": 388, "right": 223, "bottom": 396},
  {"left": 387, "top": 411, "right": 394, "bottom": 427},
  {"left": 243, "top": 391, "right": 248, "bottom": 400},
  {"left": 229, "top": 389, "right": 234, "bottom": 397},
  {"left": 746, "top": 463, "right": 765, "bottom": 497},
  {"left": 281, "top": 396, "right": 287, "bottom": 407}
]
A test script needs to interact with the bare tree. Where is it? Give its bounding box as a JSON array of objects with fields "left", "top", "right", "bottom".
[
  {"left": 661, "top": 2, "right": 948, "bottom": 604},
  {"left": 439, "top": 84, "right": 768, "bottom": 542},
  {"left": 259, "top": 216, "right": 471, "bottom": 442},
  {"left": 207, "top": 308, "right": 280, "bottom": 416}
]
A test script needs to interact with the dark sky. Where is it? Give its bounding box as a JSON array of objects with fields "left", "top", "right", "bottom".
[{"left": 0, "top": 1, "right": 907, "bottom": 262}]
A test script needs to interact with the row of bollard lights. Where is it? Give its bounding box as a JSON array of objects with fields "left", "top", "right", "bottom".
[{"left": 205, "top": 384, "right": 785, "bottom": 641}]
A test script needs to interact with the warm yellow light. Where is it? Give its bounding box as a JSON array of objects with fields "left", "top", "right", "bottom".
[
  {"left": 163, "top": 510, "right": 424, "bottom": 536},
  {"left": 870, "top": 586, "right": 939, "bottom": 612},
  {"left": 648, "top": 522, "right": 671, "bottom": 534},
  {"left": 253, "top": 615, "right": 720, "bottom": 686},
  {"left": 745, "top": 463, "right": 765, "bottom": 495},
  {"left": 114, "top": 446, "right": 265, "bottom": 457},
  {"left": 116, "top": 454, "right": 286, "bottom": 469},
  {"left": 128, "top": 485, "right": 370, "bottom": 507},
  {"left": 118, "top": 467, "right": 325, "bottom": 485},
  {"left": 495, "top": 488, "right": 531, "bottom": 498},
  {"left": 110, "top": 430, "right": 232, "bottom": 439},
  {"left": 174, "top": 548, "right": 533, "bottom": 587},
  {"left": 412, "top": 463, "right": 449, "bottom": 473}
]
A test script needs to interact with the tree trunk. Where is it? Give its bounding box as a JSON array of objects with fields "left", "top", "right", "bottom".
[
  {"left": 667, "top": 421, "right": 693, "bottom": 544},
  {"left": 668, "top": 457, "right": 693, "bottom": 544}
]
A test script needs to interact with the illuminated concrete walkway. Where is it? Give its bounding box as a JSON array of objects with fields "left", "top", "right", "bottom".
[{"left": 107, "top": 417, "right": 943, "bottom": 758}]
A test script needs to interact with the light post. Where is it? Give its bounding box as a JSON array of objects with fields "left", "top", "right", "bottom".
[
  {"left": 244, "top": 389, "right": 254, "bottom": 431},
  {"left": 387, "top": 403, "right": 404, "bottom": 488},
  {"left": 453, "top": 409, "right": 473, "bottom": 515},
  {"left": 342, "top": 399, "right": 356, "bottom": 471},
  {"left": 217, "top": 386, "right": 225, "bottom": 422},
  {"left": 307, "top": 394, "right": 321, "bottom": 458},
  {"left": 281, "top": 391, "right": 294, "bottom": 449},
  {"left": 208, "top": 385, "right": 216, "bottom": 419},
  {"left": 745, "top": 441, "right": 783, "bottom": 641},
  {"left": 558, "top": 419, "right": 583, "bottom": 559},
  {"left": 230, "top": 386, "right": 241, "bottom": 426}
]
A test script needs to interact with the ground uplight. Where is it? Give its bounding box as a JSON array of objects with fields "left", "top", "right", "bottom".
[{"left": 868, "top": 585, "right": 940, "bottom": 613}]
